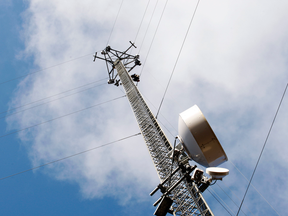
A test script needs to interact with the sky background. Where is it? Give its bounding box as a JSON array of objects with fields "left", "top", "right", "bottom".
[{"left": 1, "top": 0, "right": 288, "bottom": 215}]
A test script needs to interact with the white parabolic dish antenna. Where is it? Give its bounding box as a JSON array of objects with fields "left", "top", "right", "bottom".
[
  {"left": 178, "top": 105, "right": 228, "bottom": 167},
  {"left": 206, "top": 167, "right": 229, "bottom": 180}
]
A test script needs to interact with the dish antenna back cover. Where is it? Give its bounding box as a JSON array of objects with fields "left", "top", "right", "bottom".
[{"left": 178, "top": 105, "right": 228, "bottom": 167}]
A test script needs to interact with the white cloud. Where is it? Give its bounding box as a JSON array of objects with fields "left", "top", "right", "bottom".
[{"left": 7, "top": 0, "right": 288, "bottom": 215}]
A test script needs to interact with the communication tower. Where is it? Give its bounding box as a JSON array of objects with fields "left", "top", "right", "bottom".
[{"left": 94, "top": 42, "right": 228, "bottom": 216}]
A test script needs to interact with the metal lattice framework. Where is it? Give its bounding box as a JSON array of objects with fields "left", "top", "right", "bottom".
[{"left": 94, "top": 42, "right": 214, "bottom": 216}]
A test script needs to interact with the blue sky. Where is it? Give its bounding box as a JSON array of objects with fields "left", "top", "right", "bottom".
[
  {"left": 0, "top": 1, "right": 154, "bottom": 215},
  {"left": 1, "top": 0, "right": 288, "bottom": 215}
]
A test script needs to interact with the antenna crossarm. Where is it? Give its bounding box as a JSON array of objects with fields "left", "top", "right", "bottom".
[{"left": 93, "top": 42, "right": 141, "bottom": 85}]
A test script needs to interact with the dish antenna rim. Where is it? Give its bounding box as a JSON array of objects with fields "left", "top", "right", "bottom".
[{"left": 178, "top": 105, "right": 228, "bottom": 167}]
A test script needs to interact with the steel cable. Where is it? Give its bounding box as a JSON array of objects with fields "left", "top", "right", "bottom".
[
  {"left": 207, "top": 188, "right": 233, "bottom": 216},
  {"left": 137, "top": 0, "right": 167, "bottom": 79},
  {"left": 1, "top": 83, "right": 106, "bottom": 120},
  {"left": 0, "top": 133, "right": 141, "bottom": 181},
  {"left": 133, "top": 0, "right": 152, "bottom": 45},
  {"left": 155, "top": 0, "right": 201, "bottom": 119},
  {"left": 0, "top": 96, "right": 126, "bottom": 139},
  {"left": 236, "top": 84, "right": 288, "bottom": 215},
  {"left": 0, "top": 78, "right": 107, "bottom": 116},
  {"left": 0, "top": 53, "right": 94, "bottom": 85},
  {"left": 106, "top": 0, "right": 124, "bottom": 46}
]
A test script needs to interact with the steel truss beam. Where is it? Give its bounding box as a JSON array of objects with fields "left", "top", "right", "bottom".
[{"left": 94, "top": 43, "right": 214, "bottom": 216}]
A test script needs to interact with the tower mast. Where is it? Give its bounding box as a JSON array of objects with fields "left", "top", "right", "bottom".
[{"left": 94, "top": 42, "right": 214, "bottom": 216}]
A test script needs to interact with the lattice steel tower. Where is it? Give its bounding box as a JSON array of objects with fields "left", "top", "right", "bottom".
[{"left": 94, "top": 42, "right": 228, "bottom": 216}]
